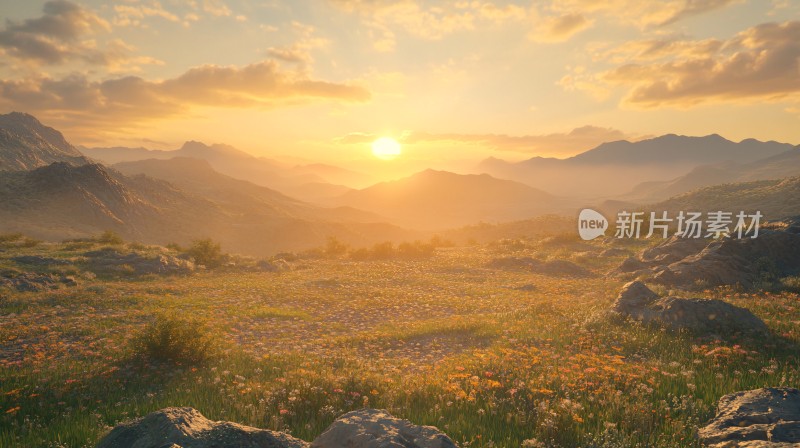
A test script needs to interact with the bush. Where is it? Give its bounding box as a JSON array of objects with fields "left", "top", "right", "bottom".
[
  {"left": 186, "top": 238, "right": 224, "bottom": 268},
  {"left": 324, "top": 237, "right": 349, "bottom": 257},
  {"left": 96, "top": 230, "right": 124, "bottom": 245},
  {"left": 131, "top": 313, "right": 220, "bottom": 365}
]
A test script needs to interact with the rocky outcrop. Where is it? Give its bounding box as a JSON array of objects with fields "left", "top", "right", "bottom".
[
  {"left": 85, "top": 248, "right": 195, "bottom": 275},
  {"left": 311, "top": 409, "right": 456, "bottom": 448},
  {"left": 611, "top": 216, "right": 800, "bottom": 288},
  {"left": 699, "top": 388, "right": 800, "bottom": 447},
  {"left": 0, "top": 272, "right": 78, "bottom": 292},
  {"left": 95, "top": 407, "right": 309, "bottom": 448},
  {"left": 97, "top": 408, "right": 456, "bottom": 448},
  {"left": 612, "top": 281, "right": 768, "bottom": 334}
]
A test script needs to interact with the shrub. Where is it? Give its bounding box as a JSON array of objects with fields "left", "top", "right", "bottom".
[
  {"left": 96, "top": 230, "right": 124, "bottom": 245},
  {"left": 166, "top": 242, "right": 184, "bottom": 252},
  {"left": 324, "top": 236, "right": 349, "bottom": 257},
  {"left": 0, "top": 233, "right": 23, "bottom": 244},
  {"left": 370, "top": 241, "right": 394, "bottom": 259},
  {"left": 186, "top": 238, "right": 224, "bottom": 268},
  {"left": 131, "top": 313, "right": 220, "bottom": 365}
]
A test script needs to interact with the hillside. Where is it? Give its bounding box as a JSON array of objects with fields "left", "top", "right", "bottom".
[
  {"left": 113, "top": 157, "right": 383, "bottom": 223},
  {"left": 0, "top": 112, "right": 88, "bottom": 170},
  {"left": 0, "top": 162, "right": 414, "bottom": 255},
  {"left": 334, "top": 169, "right": 562, "bottom": 230},
  {"left": 624, "top": 147, "right": 800, "bottom": 202},
  {"left": 648, "top": 176, "right": 800, "bottom": 221},
  {"left": 83, "top": 142, "right": 367, "bottom": 202}
]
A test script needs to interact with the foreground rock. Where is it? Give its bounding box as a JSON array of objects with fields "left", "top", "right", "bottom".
[
  {"left": 612, "top": 281, "right": 768, "bottom": 334},
  {"left": 612, "top": 216, "right": 800, "bottom": 288},
  {"left": 96, "top": 408, "right": 456, "bottom": 448},
  {"left": 311, "top": 408, "right": 456, "bottom": 448},
  {"left": 699, "top": 388, "right": 800, "bottom": 447},
  {"left": 95, "top": 407, "right": 309, "bottom": 448},
  {"left": 85, "top": 248, "right": 195, "bottom": 276}
]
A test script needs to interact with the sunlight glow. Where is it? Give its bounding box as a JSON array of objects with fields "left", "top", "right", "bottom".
[{"left": 371, "top": 137, "right": 402, "bottom": 160}]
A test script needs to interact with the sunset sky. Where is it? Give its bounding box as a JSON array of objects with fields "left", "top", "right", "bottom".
[{"left": 1, "top": 0, "right": 798, "bottom": 174}]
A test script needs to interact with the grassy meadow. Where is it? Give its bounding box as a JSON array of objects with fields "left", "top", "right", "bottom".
[{"left": 1, "top": 235, "right": 799, "bottom": 447}]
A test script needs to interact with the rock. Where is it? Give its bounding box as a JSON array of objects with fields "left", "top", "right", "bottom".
[
  {"left": 599, "top": 247, "right": 629, "bottom": 257},
  {"left": 613, "top": 257, "right": 648, "bottom": 274},
  {"left": 612, "top": 281, "right": 768, "bottom": 335},
  {"left": 85, "top": 249, "right": 195, "bottom": 276},
  {"left": 95, "top": 407, "right": 309, "bottom": 448},
  {"left": 257, "top": 259, "right": 290, "bottom": 272},
  {"left": 613, "top": 216, "right": 800, "bottom": 288},
  {"left": 11, "top": 255, "right": 71, "bottom": 266},
  {"left": 613, "top": 281, "right": 659, "bottom": 316},
  {"left": 311, "top": 408, "right": 456, "bottom": 448},
  {"left": 699, "top": 388, "right": 800, "bottom": 447},
  {"left": 0, "top": 272, "right": 77, "bottom": 292}
]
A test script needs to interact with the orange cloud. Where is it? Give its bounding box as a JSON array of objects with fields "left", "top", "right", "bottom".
[
  {"left": 0, "top": 60, "right": 371, "bottom": 127},
  {"left": 601, "top": 21, "right": 800, "bottom": 107}
]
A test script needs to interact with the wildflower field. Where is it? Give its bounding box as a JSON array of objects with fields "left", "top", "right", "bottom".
[{"left": 1, "top": 236, "right": 799, "bottom": 447}]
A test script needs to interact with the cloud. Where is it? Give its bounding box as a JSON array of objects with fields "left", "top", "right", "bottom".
[
  {"left": 328, "top": 1, "right": 526, "bottom": 51},
  {"left": 658, "top": 0, "right": 742, "bottom": 26},
  {"left": 0, "top": 0, "right": 110, "bottom": 64},
  {"left": 335, "top": 126, "right": 634, "bottom": 156},
  {"left": 0, "top": 60, "right": 371, "bottom": 128},
  {"left": 201, "top": 0, "right": 232, "bottom": 17},
  {"left": 595, "top": 21, "right": 800, "bottom": 107},
  {"left": 530, "top": 13, "right": 592, "bottom": 42},
  {"left": 547, "top": 0, "right": 741, "bottom": 29},
  {"left": 112, "top": 2, "right": 180, "bottom": 27},
  {"left": 0, "top": 0, "right": 160, "bottom": 70}
]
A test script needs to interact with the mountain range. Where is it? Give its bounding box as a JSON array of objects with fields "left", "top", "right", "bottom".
[
  {"left": 81, "top": 142, "right": 367, "bottom": 202},
  {"left": 1, "top": 111, "right": 799, "bottom": 253},
  {"left": 333, "top": 169, "right": 563, "bottom": 230},
  {"left": 477, "top": 134, "right": 797, "bottom": 198}
]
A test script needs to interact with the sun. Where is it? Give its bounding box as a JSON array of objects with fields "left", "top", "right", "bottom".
[{"left": 371, "top": 137, "right": 402, "bottom": 160}]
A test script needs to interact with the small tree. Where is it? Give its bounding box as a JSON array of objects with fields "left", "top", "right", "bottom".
[{"left": 186, "top": 238, "right": 223, "bottom": 268}]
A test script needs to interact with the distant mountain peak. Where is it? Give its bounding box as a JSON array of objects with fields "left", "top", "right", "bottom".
[{"left": 0, "top": 111, "right": 87, "bottom": 170}]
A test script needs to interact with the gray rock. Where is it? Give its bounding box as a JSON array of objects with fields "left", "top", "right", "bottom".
[
  {"left": 11, "top": 255, "right": 71, "bottom": 266},
  {"left": 311, "top": 408, "right": 456, "bottom": 448},
  {"left": 85, "top": 249, "right": 194, "bottom": 276},
  {"left": 612, "top": 216, "right": 800, "bottom": 288},
  {"left": 699, "top": 388, "right": 800, "bottom": 447},
  {"left": 95, "top": 407, "right": 309, "bottom": 448},
  {"left": 612, "top": 281, "right": 768, "bottom": 334},
  {"left": 0, "top": 272, "right": 77, "bottom": 292}
]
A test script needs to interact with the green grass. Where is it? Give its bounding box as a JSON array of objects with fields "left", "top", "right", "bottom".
[{"left": 0, "top": 240, "right": 798, "bottom": 447}]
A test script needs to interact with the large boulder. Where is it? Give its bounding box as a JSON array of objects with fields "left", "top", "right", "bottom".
[
  {"left": 95, "top": 407, "right": 309, "bottom": 448},
  {"left": 699, "top": 388, "right": 800, "bottom": 447},
  {"left": 311, "top": 409, "right": 456, "bottom": 448},
  {"left": 612, "top": 281, "right": 768, "bottom": 334}
]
